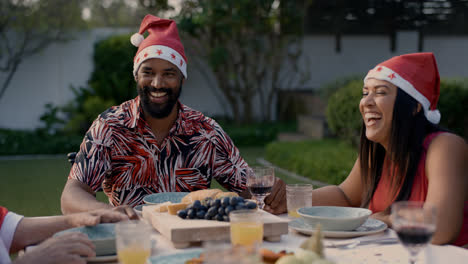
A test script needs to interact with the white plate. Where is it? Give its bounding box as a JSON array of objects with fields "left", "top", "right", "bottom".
[
  {"left": 87, "top": 254, "right": 117, "bottom": 263},
  {"left": 289, "top": 218, "right": 387, "bottom": 238}
]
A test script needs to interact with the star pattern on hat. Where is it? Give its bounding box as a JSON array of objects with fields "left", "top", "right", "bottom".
[
  {"left": 388, "top": 73, "right": 396, "bottom": 80},
  {"left": 180, "top": 59, "right": 183, "bottom": 66},
  {"left": 171, "top": 53, "right": 176, "bottom": 60},
  {"left": 156, "top": 49, "right": 162, "bottom": 55},
  {"left": 377, "top": 66, "right": 383, "bottom": 72},
  {"left": 144, "top": 52, "right": 148, "bottom": 58}
]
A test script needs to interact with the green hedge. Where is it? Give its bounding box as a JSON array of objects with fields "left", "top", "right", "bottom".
[
  {"left": 0, "top": 121, "right": 295, "bottom": 155},
  {"left": 265, "top": 139, "right": 357, "bottom": 185},
  {"left": 0, "top": 129, "right": 82, "bottom": 155},
  {"left": 217, "top": 121, "right": 297, "bottom": 147},
  {"left": 326, "top": 78, "right": 468, "bottom": 144},
  {"left": 326, "top": 79, "right": 362, "bottom": 146}
]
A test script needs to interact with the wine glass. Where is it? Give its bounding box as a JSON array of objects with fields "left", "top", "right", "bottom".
[
  {"left": 391, "top": 201, "right": 437, "bottom": 264},
  {"left": 246, "top": 167, "right": 275, "bottom": 209}
]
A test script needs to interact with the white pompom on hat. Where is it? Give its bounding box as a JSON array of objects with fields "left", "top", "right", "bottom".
[
  {"left": 364, "top": 52, "right": 441, "bottom": 124},
  {"left": 131, "top": 14, "right": 187, "bottom": 78}
]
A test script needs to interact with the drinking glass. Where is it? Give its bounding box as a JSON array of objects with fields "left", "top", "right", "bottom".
[
  {"left": 115, "top": 220, "right": 152, "bottom": 264},
  {"left": 286, "top": 184, "right": 313, "bottom": 218},
  {"left": 391, "top": 201, "right": 437, "bottom": 264},
  {"left": 247, "top": 167, "right": 275, "bottom": 209},
  {"left": 229, "top": 209, "right": 264, "bottom": 247},
  {"left": 203, "top": 240, "right": 260, "bottom": 264}
]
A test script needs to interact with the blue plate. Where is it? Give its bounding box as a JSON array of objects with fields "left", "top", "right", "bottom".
[
  {"left": 143, "top": 192, "right": 189, "bottom": 204},
  {"left": 54, "top": 223, "right": 116, "bottom": 256},
  {"left": 149, "top": 249, "right": 202, "bottom": 264}
]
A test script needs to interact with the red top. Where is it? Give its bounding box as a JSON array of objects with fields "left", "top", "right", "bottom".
[
  {"left": 0, "top": 206, "right": 8, "bottom": 228},
  {"left": 369, "top": 132, "right": 468, "bottom": 246}
]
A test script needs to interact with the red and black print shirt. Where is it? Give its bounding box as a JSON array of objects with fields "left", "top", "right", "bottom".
[{"left": 69, "top": 97, "right": 249, "bottom": 206}]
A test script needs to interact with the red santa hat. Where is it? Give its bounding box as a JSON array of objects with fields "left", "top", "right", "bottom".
[
  {"left": 130, "top": 14, "right": 187, "bottom": 78},
  {"left": 364, "top": 52, "right": 441, "bottom": 124}
]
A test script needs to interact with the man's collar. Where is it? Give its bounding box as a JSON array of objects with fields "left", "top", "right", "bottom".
[{"left": 130, "top": 97, "right": 187, "bottom": 135}]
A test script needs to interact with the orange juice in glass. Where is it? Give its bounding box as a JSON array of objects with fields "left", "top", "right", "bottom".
[
  {"left": 229, "top": 210, "right": 263, "bottom": 246},
  {"left": 115, "top": 221, "right": 152, "bottom": 264}
]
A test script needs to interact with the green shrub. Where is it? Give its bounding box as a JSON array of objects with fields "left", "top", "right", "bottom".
[
  {"left": 325, "top": 78, "right": 468, "bottom": 144},
  {"left": 219, "top": 121, "right": 297, "bottom": 147},
  {"left": 89, "top": 34, "right": 137, "bottom": 103},
  {"left": 44, "top": 34, "right": 138, "bottom": 136},
  {"left": 265, "top": 139, "right": 357, "bottom": 185},
  {"left": 438, "top": 79, "right": 468, "bottom": 139},
  {"left": 326, "top": 79, "right": 363, "bottom": 146},
  {"left": 0, "top": 129, "right": 82, "bottom": 155},
  {"left": 319, "top": 74, "right": 364, "bottom": 101}
]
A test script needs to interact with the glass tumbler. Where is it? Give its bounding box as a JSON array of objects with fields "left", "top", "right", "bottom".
[{"left": 286, "top": 184, "right": 313, "bottom": 218}]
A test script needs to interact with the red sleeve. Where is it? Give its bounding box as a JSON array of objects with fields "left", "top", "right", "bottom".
[{"left": 0, "top": 207, "right": 8, "bottom": 228}]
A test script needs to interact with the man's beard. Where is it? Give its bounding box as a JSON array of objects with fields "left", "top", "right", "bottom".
[{"left": 138, "top": 82, "right": 182, "bottom": 119}]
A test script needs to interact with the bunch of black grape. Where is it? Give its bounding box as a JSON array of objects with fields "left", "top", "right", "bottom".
[{"left": 177, "top": 196, "right": 257, "bottom": 222}]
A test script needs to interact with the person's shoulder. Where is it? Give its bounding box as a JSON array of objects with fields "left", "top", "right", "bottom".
[
  {"left": 180, "top": 104, "right": 221, "bottom": 129},
  {"left": 430, "top": 132, "right": 466, "bottom": 148},
  {"left": 427, "top": 132, "right": 467, "bottom": 157},
  {"left": 96, "top": 98, "right": 137, "bottom": 127}
]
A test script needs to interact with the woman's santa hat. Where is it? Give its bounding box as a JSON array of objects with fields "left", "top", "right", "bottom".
[
  {"left": 364, "top": 52, "right": 441, "bottom": 124},
  {"left": 131, "top": 14, "right": 187, "bottom": 78}
]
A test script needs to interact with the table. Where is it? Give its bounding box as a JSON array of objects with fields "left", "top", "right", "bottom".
[{"left": 96, "top": 214, "right": 468, "bottom": 264}]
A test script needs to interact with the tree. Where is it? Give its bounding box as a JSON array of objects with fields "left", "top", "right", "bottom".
[
  {"left": 0, "top": 0, "right": 85, "bottom": 101},
  {"left": 81, "top": 0, "right": 173, "bottom": 28},
  {"left": 177, "top": 0, "right": 311, "bottom": 124}
]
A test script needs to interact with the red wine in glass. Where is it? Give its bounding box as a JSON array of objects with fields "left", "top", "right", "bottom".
[
  {"left": 248, "top": 185, "right": 273, "bottom": 196},
  {"left": 391, "top": 201, "right": 437, "bottom": 264},
  {"left": 395, "top": 225, "right": 435, "bottom": 247},
  {"left": 247, "top": 167, "right": 275, "bottom": 209}
]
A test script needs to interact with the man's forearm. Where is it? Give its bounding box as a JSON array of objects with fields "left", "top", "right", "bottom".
[{"left": 61, "top": 179, "right": 111, "bottom": 214}]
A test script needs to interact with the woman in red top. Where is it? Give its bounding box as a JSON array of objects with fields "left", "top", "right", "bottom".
[{"left": 312, "top": 52, "right": 468, "bottom": 246}]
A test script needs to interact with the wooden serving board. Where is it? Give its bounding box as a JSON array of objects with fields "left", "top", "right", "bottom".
[{"left": 142, "top": 205, "right": 289, "bottom": 248}]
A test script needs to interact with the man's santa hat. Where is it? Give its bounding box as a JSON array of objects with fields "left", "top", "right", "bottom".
[
  {"left": 364, "top": 52, "right": 441, "bottom": 124},
  {"left": 130, "top": 14, "right": 187, "bottom": 79}
]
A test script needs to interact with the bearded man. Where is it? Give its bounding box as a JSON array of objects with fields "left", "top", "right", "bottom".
[{"left": 60, "top": 15, "right": 287, "bottom": 217}]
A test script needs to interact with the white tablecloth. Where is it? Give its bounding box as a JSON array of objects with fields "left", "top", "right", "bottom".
[{"left": 148, "top": 215, "right": 468, "bottom": 264}]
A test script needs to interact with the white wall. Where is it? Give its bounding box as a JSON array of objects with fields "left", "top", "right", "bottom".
[{"left": 1, "top": 30, "right": 468, "bottom": 130}]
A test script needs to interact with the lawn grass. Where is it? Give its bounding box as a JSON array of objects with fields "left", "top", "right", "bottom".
[
  {"left": 1, "top": 146, "right": 303, "bottom": 217},
  {"left": 266, "top": 139, "right": 357, "bottom": 185},
  {"left": 0, "top": 158, "right": 71, "bottom": 216}
]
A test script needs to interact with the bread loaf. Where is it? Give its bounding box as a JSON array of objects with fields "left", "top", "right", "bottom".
[
  {"left": 214, "top": 191, "right": 239, "bottom": 199},
  {"left": 181, "top": 189, "right": 223, "bottom": 203}
]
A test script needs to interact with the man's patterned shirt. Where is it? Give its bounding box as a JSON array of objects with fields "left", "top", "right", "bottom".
[{"left": 69, "top": 97, "right": 249, "bottom": 206}]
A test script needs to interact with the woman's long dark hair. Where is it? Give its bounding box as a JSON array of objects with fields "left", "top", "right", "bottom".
[{"left": 360, "top": 88, "right": 441, "bottom": 208}]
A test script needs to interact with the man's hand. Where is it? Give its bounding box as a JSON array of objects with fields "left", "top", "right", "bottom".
[
  {"left": 67, "top": 209, "right": 130, "bottom": 227},
  {"left": 263, "top": 178, "right": 287, "bottom": 215},
  {"left": 14, "top": 233, "right": 95, "bottom": 264},
  {"left": 112, "top": 205, "right": 139, "bottom": 220}
]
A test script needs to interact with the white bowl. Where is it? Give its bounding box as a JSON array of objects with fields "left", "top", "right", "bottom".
[{"left": 297, "top": 206, "right": 372, "bottom": 231}]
